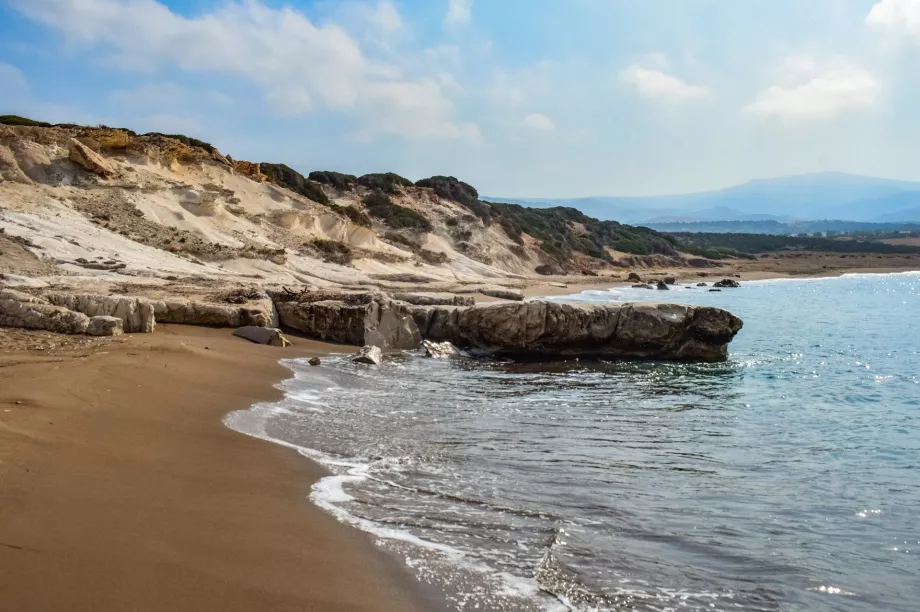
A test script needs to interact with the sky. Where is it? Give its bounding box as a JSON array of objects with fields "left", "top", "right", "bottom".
[{"left": 2, "top": 0, "right": 920, "bottom": 198}]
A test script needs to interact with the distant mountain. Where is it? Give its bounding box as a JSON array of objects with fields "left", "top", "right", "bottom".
[
  {"left": 872, "top": 205, "right": 920, "bottom": 223},
  {"left": 486, "top": 172, "right": 920, "bottom": 224}
]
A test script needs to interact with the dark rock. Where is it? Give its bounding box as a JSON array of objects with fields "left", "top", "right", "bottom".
[
  {"left": 697, "top": 283, "right": 708, "bottom": 287},
  {"left": 627, "top": 272, "right": 642, "bottom": 283},
  {"left": 632, "top": 284, "right": 654, "bottom": 290},
  {"left": 308, "top": 357, "right": 322, "bottom": 366},
  {"left": 664, "top": 276, "right": 677, "bottom": 285},
  {"left": 714, "top": 279, "right": 741, "bottom": 288},
  {"left": 352, "top": 345, "right": 382, "bottom": 365},
  {"left": 656, "top": 280, "right": 670, "bottom": 290}
]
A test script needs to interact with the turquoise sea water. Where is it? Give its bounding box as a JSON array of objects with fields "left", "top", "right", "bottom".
[{"left": 228, "top": 272, "right": 920, "bottom": 611}]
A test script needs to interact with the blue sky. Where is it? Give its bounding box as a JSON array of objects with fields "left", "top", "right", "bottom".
[{"left": 2, "top": 0, "right": 920, "bottom": 197}]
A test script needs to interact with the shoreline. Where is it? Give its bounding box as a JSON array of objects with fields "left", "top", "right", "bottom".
[
  {"left": 517, "top": 263, "right": 920, "bottom": 298},
  {"left": 0, "top": 325, "right": 448, "bottom": 612}
]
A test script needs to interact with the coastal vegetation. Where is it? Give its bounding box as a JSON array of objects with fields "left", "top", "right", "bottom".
[
  {"left": 667, "top": 232, "right": 920, "bottom": 256},
  {"left": 362, "top": 192, "right": 433, "bottom": 231},
  {"left": 260, "top": 163, "right": 330, "bottom": 205}
]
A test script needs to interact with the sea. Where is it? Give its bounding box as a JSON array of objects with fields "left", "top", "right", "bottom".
[{"left": 226, "top": 272, "right": 920, "bottom": 612}]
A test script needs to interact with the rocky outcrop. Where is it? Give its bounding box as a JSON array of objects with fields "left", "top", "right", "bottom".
[
  {"left": 276, "top": 296, "right": 421, "bottom": 350},
  {"left": 68, "top": 138, "right": 114, "bottom": 178},
  {"left": 46, "top": 294, "right": 156, "bottom": 333},
  {"left": 656, "top": 280, "right": 670, "bottom": 290},
  {"left": 232, "top": 326, "right": 290, "bottom": 347},
  {"left": 714, "top": 279, "right": 741, "bottom": 288},
  {"left": 1, "top": 290, "right": 90, "bottom": 334},
  {"left": 423, "top": 340, "right": 459, "bottom": 358},
  {"left": 232, "top": 160, "right": 268, "bottom": 182},
  {"left": 409, "top": 300, "right": 742, "bottom": 362},
  {"left": 479, "top": 287, "right": 525, "bottom": 301},
  {"left": 152, "top": 298, "right": 273, "bottom": 328},
  {"left": 393, "top": 292, "right": 475, "bottom": 307},
  {"left": 352, "top": 345, "right": 383, "bottom": 365},
  {"left": 87, "top": 316, "right": 123, "bottom": 336}
]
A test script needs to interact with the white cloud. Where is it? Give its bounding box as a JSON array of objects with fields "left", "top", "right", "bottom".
[
  {"left": 523, "top": 113, "right": 554, "bottom": 131},
  {"left": 743, "top": 68, "right": 880, "bottom": 120},
  {"left": 0, "top": 63, "right": 28, "bottom": 95},
  {"left": 866, "top": 0, "right": 920, "bottom": 38},
  {"left": 621, "top": 64, "right": 708, "bottom": 101},
  {"left": 8, "top": 0, "right": 474, "bottom": 142},
  {"left": 108, "top": 82, "right": 184, "bottom": 106},
  {"left": 445, "top": 0, "right": 473, "bottom": 27},
  {"left": 368, "top": 1, "right": 404, "bottom": 32}
]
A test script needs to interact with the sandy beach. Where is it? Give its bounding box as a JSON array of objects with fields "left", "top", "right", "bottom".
[{"left": 0, "top": 325, "right": 446, "bottom": 612}]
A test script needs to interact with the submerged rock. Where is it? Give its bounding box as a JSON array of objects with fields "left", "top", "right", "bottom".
[
  {"left": 422, "top": 340, "right": 459, "bottom": 358},
  {"left": 697, "top": 283, "right": 708, "bottom": 287},
  {"left": 352, "top": 345, "right": 383, "bottom": 365},
  {"left": 632, "top": 284, "right": 654, "bottom": 290}
]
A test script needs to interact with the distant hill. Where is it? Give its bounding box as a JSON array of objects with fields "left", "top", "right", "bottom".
[{"left": 487, "top": 172, "right": 920, "bottom": 224}]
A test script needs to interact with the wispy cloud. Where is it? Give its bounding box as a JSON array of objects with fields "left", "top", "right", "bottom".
[
  {"left": 523, "top": 113, "right": 554, "bottom": 131},
  {"left": 743, "top": 67, "right": 880, "bottom": 120},
  {"left": 866, "top": 0, "right": 920, "bottom": 38},
  {"left": 8, "top": 0, "right": 475, "bottom": 142},
  {"left": 621, "top": 64, "right": 708, "bottom": 101},
  {"left": 445, "top": 0, "right": 473, "bottom": 28}
]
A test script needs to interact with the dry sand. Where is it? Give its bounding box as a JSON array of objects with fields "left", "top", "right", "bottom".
[{"left": 0, "top": 325, "right": 446, "bottom": 612}]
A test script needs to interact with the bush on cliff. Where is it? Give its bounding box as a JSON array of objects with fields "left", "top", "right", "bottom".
[
  {"left": 310, "top": 238, "right": 353, "bottom": 265},
  {"left": 0, "top": 115, "right": 53, "bottom": 127},
  {"left": 363, "top": 192, "right": 433, "bottom": 232},
  {"left": 416, "top": 175, "right": 492, "bottom": 223},
  {"left": 261, "top": 163, "right": 330, "bottom": 205},
  {"left": 309, "top": 170, "right": 358, "bottom": 190},
  {"left": 357, "top": 172, "right": 413, "bottom": 194}
]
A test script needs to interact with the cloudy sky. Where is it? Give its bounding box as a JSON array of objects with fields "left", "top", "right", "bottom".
[{"left": 2, "top": 0, "right": 920, "bottom": 197}]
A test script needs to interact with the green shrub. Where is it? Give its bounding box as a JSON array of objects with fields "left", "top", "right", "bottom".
[
  {"left": 309, "top": 170, "right": 358, "bottom": 190},
  {"left": 363, "top": 192, "right": 432, "bottom": 232},
  {"left": 145, "top": 132, "right": 216, "bottom": 153},
  {"left": 310, "top": 238, "right": 352, "bottom": 265},
  {"left": 418, "top": 249, "right": 449, "bottom": 265},
  {"left": 341, "top": 205, "right": 372, "bottom": 227},
  {"left": 0, "top": 115, "right": 52, "bottom": 127},
  {"left": 261, "top": 163, "right": 330, "bottom": 205},
  {"left": 416, "top": 176, "right": 491, "bottom": 223},
  {"left": 357, "top": 172, "right": 413, "bottom": 194}
]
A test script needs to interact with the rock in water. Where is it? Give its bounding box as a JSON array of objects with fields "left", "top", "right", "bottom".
[
  {"left": 449, "top": 301, "right": 743, "bottom": 362},
  {"left": 352, "top": 345, "right": 383, "bottom": 365},
  {"left": 697, "top": 283, "right": 708, "bottom": 287},
  {"left": 632, "top": 284, "right": 654, "bottom": 290},
  {"left": 714, "top": 279, "right": 741, "bottom": 288},
  {"left": 656, "top": 280, "right": 670, "bottom": 290},
  {"left": 87, "top": 316, "right": 123, "bottom": 336},
  {"left": 308, "top": 357, "right": 322, "bottom": 366},
  {"left": 232, "top": 326, "right": 291, "bottom": 347},
  {"left": 423, "top": 340, "right": 459, "bottom": 358},
  {"left": 709, "top": 288, "right": 722, "bottom": 292}
]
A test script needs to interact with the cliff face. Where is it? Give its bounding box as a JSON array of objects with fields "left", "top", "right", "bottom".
[{"left": 0, "top": 122, "right": 705, "bottom": 295}]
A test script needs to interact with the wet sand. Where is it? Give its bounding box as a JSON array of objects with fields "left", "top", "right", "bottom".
[{"left": 0, "top": 325, "right": 445, "bottom": 612}]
